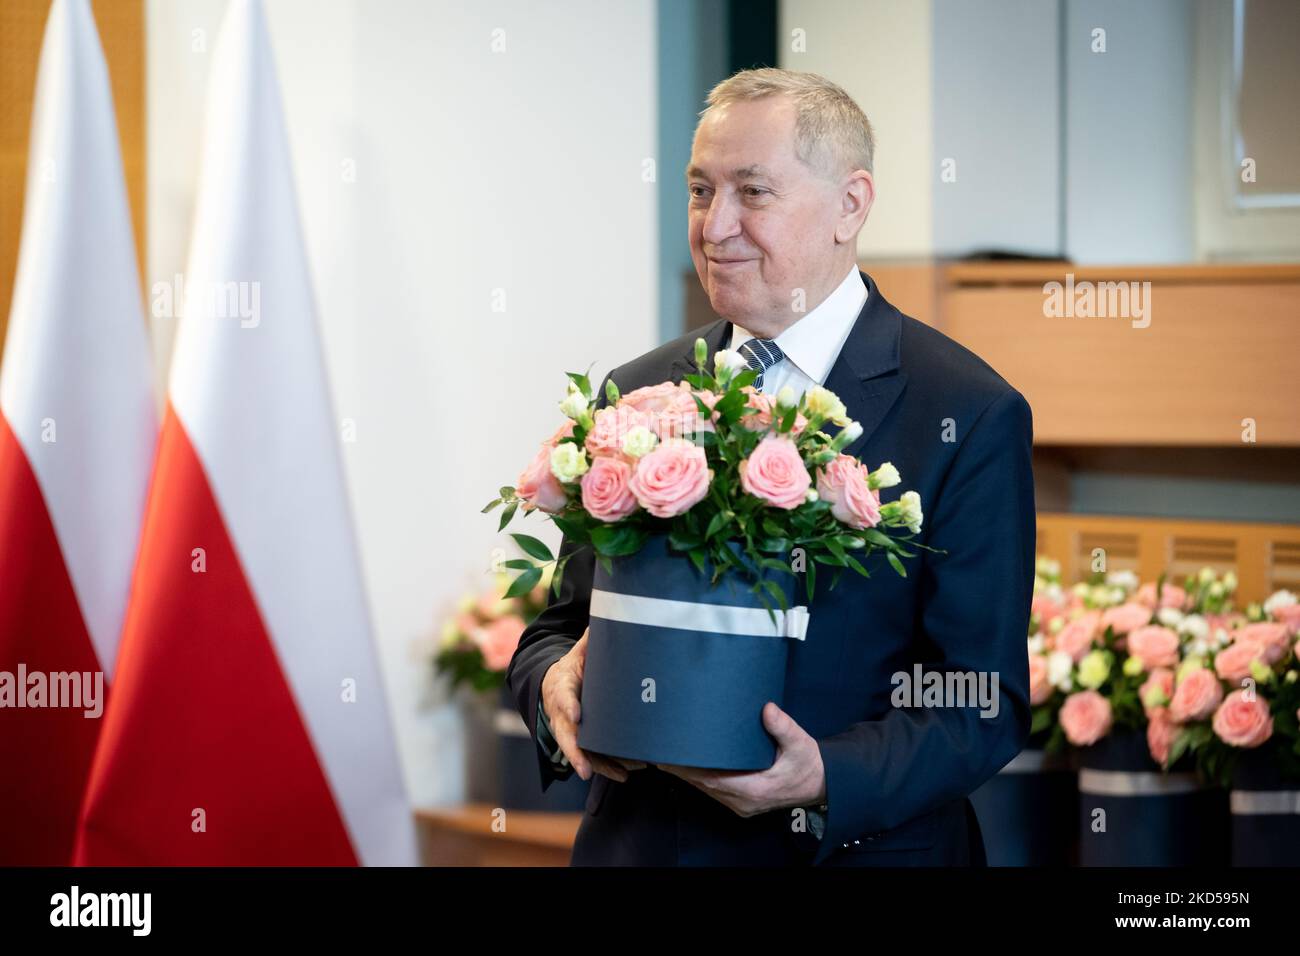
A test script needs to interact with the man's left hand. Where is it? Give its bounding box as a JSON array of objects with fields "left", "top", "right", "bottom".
[{"left": 656, "top": 702, "right": 826, "bottom": 817}]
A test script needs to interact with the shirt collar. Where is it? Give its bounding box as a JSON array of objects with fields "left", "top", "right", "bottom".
[{"left": 728, "top": 265, "right": 868, "bottom": 386}]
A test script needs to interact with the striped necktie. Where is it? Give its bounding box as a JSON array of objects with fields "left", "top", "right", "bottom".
[{"left": 736, "top": 337, "right": 784, "bottom": 391}]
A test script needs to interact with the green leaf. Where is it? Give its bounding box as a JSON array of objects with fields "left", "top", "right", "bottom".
[
  {"left": 845, "top": 554, "right": 871, "bottom": 579},
  {"left": 510, "top": 533, "right": 554, "bottom": 562},
  {"left": 705, "top": 510, "right": 731, "bottom": 540},
  {"left": 565, "top": 369, "right": 593, "bottom": 399},
  {"left": 688, "top": 548, "right": 708, "bottom": 576},
  {"left": 497, "top": 499, "right": 519, "bottom": 531},
  {"left": 503, "top": 566, "right": 542, "bottom": 599},
  {"left": 591, "top": 524, "right": 646, "bottom": 557},
  {"left": 887, "top": 552, "right": 907, "bottom": 578},
  {"left": 481, "top": 498, "right": 503, "bottom": 513},
  {"left": 805, "top": 560, "right": 817, "bottom": 603},
  {"left": 502, "top": 558, "right": 535, "bottom": 570}
]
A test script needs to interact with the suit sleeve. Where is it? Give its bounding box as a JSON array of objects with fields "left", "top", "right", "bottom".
[
  {"left": 811, "top": 388, "right": 1036, "bottom": 863},
  {"left": 504, "top": 374, "right": 611, "bottom": 791}
]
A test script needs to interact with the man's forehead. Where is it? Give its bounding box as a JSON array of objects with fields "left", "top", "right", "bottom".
[{"left": 685, "top": 161, "right": 781, "bottom": 182}]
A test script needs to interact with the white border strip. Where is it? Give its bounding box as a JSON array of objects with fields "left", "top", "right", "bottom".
[
  {"left": 590, "top": 588, "right": 808, "bottom": 640},
  {"left": 1078, "top": 768, "right": 1202, "bottom": 796},
  {"left": 1231, "top": 790, "right": 1300, "bottom": 815}
]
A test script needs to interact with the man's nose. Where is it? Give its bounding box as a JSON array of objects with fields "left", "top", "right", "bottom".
[{"left": 700, "top": 192, "right": 742, "bottom": 247}]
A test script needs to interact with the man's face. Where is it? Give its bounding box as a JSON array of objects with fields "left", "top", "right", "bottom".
[{"left": 687, "top": 97, "right": 846, "bottom": 334}]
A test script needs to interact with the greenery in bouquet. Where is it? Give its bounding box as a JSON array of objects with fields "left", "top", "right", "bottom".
[
  {"left": 433, "top": 564, "right": 554, "bottom": 693},
  {"left": 482, "top": 338, "right": 936, "bottom": 621}
]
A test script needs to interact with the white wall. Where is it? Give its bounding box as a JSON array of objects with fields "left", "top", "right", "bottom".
[
  {"left": 780, "top": 0, "right": 934, "bottom": 259},
  {"left": 147, "top": 0, "right": 658, "bottom": 806}
]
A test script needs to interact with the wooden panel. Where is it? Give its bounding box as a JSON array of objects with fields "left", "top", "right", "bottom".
[
  {"left": 1036, "top": 512, "right": 1300, "bottom": 603},
  {"left": 858, "top": 259, "right": 939, "bottom": 326},
  {"left": 415, "top": 804, "right": 579, "bottom": 866},
  {"left": 940, "top": 277, "right": 1300, "bottom": 446},
  {"left": 0, "top": 0, "right": 145, "bottom": 361}
]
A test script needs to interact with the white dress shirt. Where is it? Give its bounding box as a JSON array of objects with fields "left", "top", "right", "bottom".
[{"left": 727, "top": 265, "right": 868, "bottom": 397}]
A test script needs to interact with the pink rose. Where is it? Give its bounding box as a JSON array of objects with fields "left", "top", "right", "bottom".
[
  {"left": 585, "top": 406, "right": 650, "bottom": 459},
  {"left": 815, "top": 454, "right": 881, "bottom": 530},
  {"left": 1137, "top": 581, "right": 1189, "bottom": 611},
  {"left": 516, "top": 444, "right": 568, "bottom": 514},
  {"left": 1053, "top": 610, "right": 1101, "bottom": 662},
  {"left": 1028, "top": 653, "right": 1051, "bottom": 705},
  {"left": 1214, "top": 638, "right": 1267, "bottom": 685},
  {"left": 1233, "top": 622, "right": 1291, "bottom": 664},
  {"left": 1212, "top": 690, "right": 1273, "bottom": 748},
  {"left": 619, "top": 381, "right": 690, "bottom": 416},
  {"left": 1059, "top": 690, "right": 1114, "bottom": 747},
  {"left": 580, "top": 456, "right": 639, "bottom": 522},
  {"left": 1146, "top": 707, "right": 1179, "bottom": 766},
  {"left": 1138, "top": 667, "right": 1175, "bottom": 717},
  {"left": 627, "top": 437, "right": 712, "bottom": 518},
  {"left": 1126, "top": 625, "right": 1181, "bottom": 670},
  {"left": 472, "top": 615, "right": 525, "bottom": 671},
  {"left": 1032, "top": 594, "right": 1066, "bottom": 631},
  {"left": 544, "top": 419, "right": 575, "bottom": 447},
  {"left": 738, "top": 387, "right": 808, "bottom": 435},
  {"left": 657, "top": 387, "right": 715, "bottom": 439},
  {"left": 1272, "top": 603, "right": 1300, "bottom": 636},
  {"left": 1169, "top": 667, "right": 1224, "bottom": 723},
  {"left": 739, "top": 435, "right": 810, "bottom": 510},
  {"left": 1100, "top": 601, "right": 1152, "bottom": 636}
]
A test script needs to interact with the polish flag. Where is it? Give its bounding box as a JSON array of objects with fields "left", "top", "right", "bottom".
[
  {"left": 74, "top": 0, "right": 417, "bottom": 865},
  {"left": 0, "top": 0, "right": 156, "bottom": 865}
]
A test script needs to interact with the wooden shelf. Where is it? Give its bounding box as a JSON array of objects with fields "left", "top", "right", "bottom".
[{"left": 414, "top": 803, "right": 579, "bottom": 866}]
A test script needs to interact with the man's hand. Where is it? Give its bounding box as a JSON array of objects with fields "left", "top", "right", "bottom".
[
  {"left": 656, "top": 702, "right": 826, "bottom": 817},
  {"left": 540, "top": 629, "right": 646, "bottom": 783}
]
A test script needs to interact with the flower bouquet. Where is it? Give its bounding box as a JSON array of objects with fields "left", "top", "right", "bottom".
[
  {"left": 1165, "top": 587, "right": 1300, "bottom": 787},
  {"left": 1032, "top": 566, "right": 1242, "bottom": 865},
  {"left": 433, "top": 566, "right": 553, "bottom": 693},
  {"left": 482, "top": 338, "right": 931, "bottom": 769}
]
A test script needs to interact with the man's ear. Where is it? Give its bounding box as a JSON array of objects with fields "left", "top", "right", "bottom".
[{"left": 835, "top": 170, "right": 874, "bottom": 243}]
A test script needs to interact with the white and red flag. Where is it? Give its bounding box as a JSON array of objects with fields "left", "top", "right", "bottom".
[
  {"left": 74, "top": 0, "right": 416, "bottom": 865},
  {"left": 0, "top": 0, "right": 157, "bottom": 865}
]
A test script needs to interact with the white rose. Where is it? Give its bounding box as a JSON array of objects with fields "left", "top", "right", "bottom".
[
  {"left": 1177, "top": 614, "right": 1209, "bottom": 640},
  {"left": 549, "top": 442, "right": 589, "bottom": 482},
  {"left": 775, "top": 385, "right": 798, "bottom": 411},
  {"left": 713, "top": 349, "right": 748, "bottom": 379},
  {"left": 1047, "top": 650, "right": 1074, "bottom": 691},
  {"left": 870, "top": 461, "right": 901, "bottom": 489},
  {"left": 1156, "top": 607, "right": 1184, "bottom": 628},
  {"left": 1264, "top": 589, "right": 1297, "bottom": 616},
  {"left": 558, "top": 382, "right": 588, "bottom": 420},
  {"left": 897, "top": 490, "right": 923, "bottom": 534},
  {"left": 621, "top": 425, "right": 658, "bottom": 459},
  {"left": 1027, "top": 634, "right": 1046, "bottom": 655},
  {"left": 805, "top": 386, "right": 849, "bottom": 425}
]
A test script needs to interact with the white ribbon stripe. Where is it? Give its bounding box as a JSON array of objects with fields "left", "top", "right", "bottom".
[
  {"left": 1230, "top": 789, "right": 1300, "bottom": 815},
  {"left": 589, "top": 588, "right": 809, "bottom": 640},
  {"left": 1077, "top": 768, "right": 1203, "bottom": 796}
]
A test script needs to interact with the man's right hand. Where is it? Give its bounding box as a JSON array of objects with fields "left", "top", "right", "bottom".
[{"left": 541, "top": 629, "right": 646, "bottom": 783}]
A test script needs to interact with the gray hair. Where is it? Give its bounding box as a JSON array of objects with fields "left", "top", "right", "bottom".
[{"left": 700, "top": 67, "right": 875, "bottom": 179}]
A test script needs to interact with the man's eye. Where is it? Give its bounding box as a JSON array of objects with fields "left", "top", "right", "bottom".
[
  {"left": 744, "top": 187, "right": 767, "bottom": 197},
  {"left": 689, "top": 186, "right": 709, "bottom": 199}
]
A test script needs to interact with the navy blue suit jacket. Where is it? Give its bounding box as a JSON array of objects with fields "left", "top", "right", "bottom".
[{"left": 506, "top": 270, "right": 1035, "bottom": 865}]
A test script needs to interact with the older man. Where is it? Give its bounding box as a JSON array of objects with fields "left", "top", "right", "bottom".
[{"left": 506, "top": 68, "right": 1035, "bottom": 865}]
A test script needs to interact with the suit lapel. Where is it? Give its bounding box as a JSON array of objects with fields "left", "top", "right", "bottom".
[{"left": 669, "top": 271, "right": 907, "bottom": 458}]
